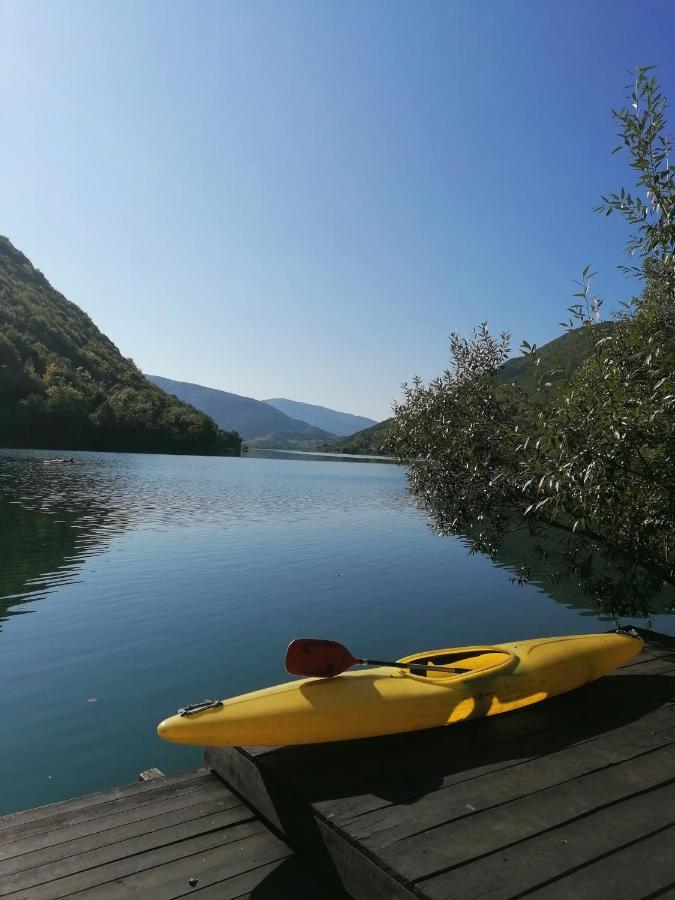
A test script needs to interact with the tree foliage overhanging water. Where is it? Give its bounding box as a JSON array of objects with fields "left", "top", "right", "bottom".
[{"left": 392, "top": 68, "right": 675, "bottom": 618}]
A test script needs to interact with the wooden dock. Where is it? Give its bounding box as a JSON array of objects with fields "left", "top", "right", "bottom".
[
  {"left": 0, "top": 768, "right": 347, "bottom": 898},
  {"left": 207, "top": 630, "right": 675, "bottom": 900},
  {"left": 2, "top": 631, "right": 673, "bottom": 899}
]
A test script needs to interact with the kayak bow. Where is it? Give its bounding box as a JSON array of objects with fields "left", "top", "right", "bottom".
[{"left": 157, "top": 631, "right": 642, "bottom": 747}]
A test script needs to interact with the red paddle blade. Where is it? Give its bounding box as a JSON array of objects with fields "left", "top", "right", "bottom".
[{"left": 285, "top": 638, "right": 358, "bottom": 678}]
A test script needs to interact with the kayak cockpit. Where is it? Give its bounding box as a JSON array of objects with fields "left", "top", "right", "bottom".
[{"left": 398, "top": 646, "right": 515, "bottom": 680}]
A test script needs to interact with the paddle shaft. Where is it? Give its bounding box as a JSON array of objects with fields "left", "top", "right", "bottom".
[
  {"left": 360, "top": 657, "right": 465, "bottom": 674},
  {"left": 284, "top": 638, "right": 469, "bottom": 678}
]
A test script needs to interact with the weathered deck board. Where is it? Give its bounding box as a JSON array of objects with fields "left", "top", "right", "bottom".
[
  {"left": 421, "top": 782, "right": 675, "bottom": 899},
  {"left": 523, "top": 824, "right": 675, "bottom": 900},
  {"left": 0, "top": 802, "right": 254, "bottom": 883},
  {"left": 0, "top": 770, "right": 347, "bottom": 899},
  {"left": 1, "top": 782, "right": 239, "bottom": 861},
  {"left": 0, "top": 768, "right": 207, "bottom": 832},
  {"left": 0, "top": 770, "right": 220, "bottom": 846},
  {"left": 207, "top": 629, "right": 675, "bottom": 900},
  {"left": 347, "top": 713, "right": 675, "bottom": 849}
]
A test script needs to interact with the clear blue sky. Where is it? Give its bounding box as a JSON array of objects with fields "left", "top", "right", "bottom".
[{"left": 2, "top": 0, "right": 674, "bottom": 421}]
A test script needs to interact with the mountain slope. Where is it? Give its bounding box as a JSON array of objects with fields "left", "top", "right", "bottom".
[
  {"left": 0, "top": 236, "right": 240, "bottom": 455},
  {"left": 496, "top": 323, "right": 614, "bottom": 392},
  {"left": 263, "top": 398, "right": 377, "bottom": 436},
  {"left": 323, "top": 419, "right": 393, "bottom": 455},
  {"left": 147, "top": 376, "right": 337, "bottom": 448},
  {"left": 325, "top": 325, "right": 614, "bottom": 455}
]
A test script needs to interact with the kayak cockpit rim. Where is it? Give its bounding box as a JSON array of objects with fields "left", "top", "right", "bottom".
[{"left": 397, "top": 646, "right": 516, "bottom": 681}]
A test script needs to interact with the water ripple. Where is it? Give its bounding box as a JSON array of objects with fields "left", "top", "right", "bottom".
[{"left": 0, "top": 448, "right": 411, "bottom": 623}]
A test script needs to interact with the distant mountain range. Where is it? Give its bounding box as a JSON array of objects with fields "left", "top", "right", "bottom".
[
  {"left": 0, "top": 234, "right": 607, "bottom": 460},
  {"left": 147, "top": 376, "right": 339, "bottom": 449},
  {"left": 263, "top": 398, "right": 376, "bottom": 436}
]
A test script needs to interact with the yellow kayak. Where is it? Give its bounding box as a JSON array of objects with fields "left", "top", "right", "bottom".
[{"left": 157, "top": 631, "right": 642, "bottom": 747}]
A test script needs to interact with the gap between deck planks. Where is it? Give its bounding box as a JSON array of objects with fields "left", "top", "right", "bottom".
[{"left": 207, "top": 630, "right": 675, "bottom": 900}]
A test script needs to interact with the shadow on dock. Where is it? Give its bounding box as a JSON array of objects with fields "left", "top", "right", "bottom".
[{"left": 208, "top": 637, "right": 675, "bottom": 900}]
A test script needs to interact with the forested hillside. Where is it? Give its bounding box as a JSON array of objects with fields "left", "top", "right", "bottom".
[
  {"left": 0, "top": 237, "right": 240, "bottom": 455},
  {"left": 322, "top": 419, "right": 393, "bottom": 455},
  {"left": 325, "top": 325, "right": 613, "bottom": 455},
  {"left": 496, "top": 322, "right": 614, "bottom": 392}
]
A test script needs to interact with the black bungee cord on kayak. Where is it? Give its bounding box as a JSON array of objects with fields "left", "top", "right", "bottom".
[{"left": 179, "top": 699, "right": 223, "bottom": 717}]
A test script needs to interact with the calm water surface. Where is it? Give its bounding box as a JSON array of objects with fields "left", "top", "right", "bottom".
[{"left": 1, "top": 448, "right": 671, "bottom": 814}]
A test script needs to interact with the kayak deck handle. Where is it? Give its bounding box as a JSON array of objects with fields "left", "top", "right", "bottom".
[{"left": 179, "top": 699, "right": 223, "bottom": 717}]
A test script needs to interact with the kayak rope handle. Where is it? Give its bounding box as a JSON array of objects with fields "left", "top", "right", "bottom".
[{"left": 179, "top": 699, "right": 223, "bottom": 717}]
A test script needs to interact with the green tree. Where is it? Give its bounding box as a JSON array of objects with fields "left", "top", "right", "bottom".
[
  {"left": 391, "top": 68, "right": 674, "bottom": 617},
  {"left": 0, "top": 333, "right": 29, "bottom": 402},
  {"left": 0, "top": 236, "right": 242, "bottom": 457}
]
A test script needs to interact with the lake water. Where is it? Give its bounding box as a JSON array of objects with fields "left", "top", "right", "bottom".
[{"left": 1, "top": 448, "right": 672, "bottom": 815}]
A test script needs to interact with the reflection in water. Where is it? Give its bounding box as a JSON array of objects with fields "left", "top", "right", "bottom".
[
  {"left": 485, "top": 526, "right": 675, "bottom": 620},
  {"left": 0, "top": 449, "right": 408, "bottom": 625},
  {"left": 246, "top": 448, "right": 395, "bottom": 463},
  {"left": 0, "top": 456, "right": 131, "bottom": 623},
  {"left": 2, "top": 448, "right": 672, "bottom": 629},
  {"left": 0, "top": 447, "right": 671, "bottom": 817}
]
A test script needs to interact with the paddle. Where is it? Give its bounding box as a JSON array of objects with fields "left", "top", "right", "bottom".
[{"left": 285, "top": 638, "right": 467, "bottom": 678}]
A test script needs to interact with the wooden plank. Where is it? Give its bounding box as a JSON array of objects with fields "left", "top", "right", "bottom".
[
  {"left": 615, "top": 650, "right": 673, "bottom": 670},
  {"left": 4, "top": 634, "right": 672, "bottom": 900},
  {"left": 210, "top": 736, "right": 672, "bottom": 900},
  {"left": 206, "top": 641, "right": 675, "bottom": 900},
  {"left": 314, "top": 714, "right": 673, "bottom": 828},
  {"left": 0, "top": 773, "right": 222, "bottom": 844},
  {"left": 315, "top": 817, "right": 416, "bottom": 900},
  {"left": 5, "top": 820, "right": 272, "bottom": 900},
  {"left": 68, "top": 829, "right": 294, "bottom": 899},
  {"left": 343, "top": 714, "right": 675, "bottom": 847},
  {"left": 207, "top": 745, "right": 371, "bottom": 896},
  {"left": 224, "top": 662, "right": 675, "bottom": 811},
  {"left": 1, "top": 769, "right": 349, "bottom": 900},
  {"left": 326, "top": 699, "right": 675, "bottom": 827},
  {"left": 188, "top": 854, "right": 347, "bottom": 899},
  {"left": 206, "top": 746, "right": 291, "bottom": 842},
  {"left": 206, "top": 745, "right": 413, "bottom": 899},
  {"left": 0, "top": 782, "right": 235, "bottom": 862},
  {"left": 419, "top": 779, "right": 675, "bottom": 899},
  {"left": 613, "top": 655, "right": 675, "bottom": 675},
  {"left": 0, "top": 802, "right": 255, "bottom": 890},
  {"left": 524, "top": 824, "right": 675, "bottom": 900},
  {"left": 0, "top": 768, "right": 207, "bottom": 832},
  {"left": 283, "top": 667, "right": 674, "bottom": 796},
  {"left": 374, "top": 742, "right": 675, "bottom": 882},
  {"left": 209, "top": 676, "right": 675, "bottom": 830},
  {"left": 643, "top": 886, "right": 675, "bottom": 900}
]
